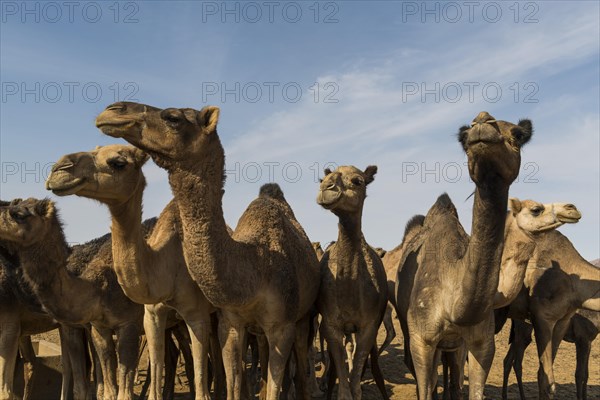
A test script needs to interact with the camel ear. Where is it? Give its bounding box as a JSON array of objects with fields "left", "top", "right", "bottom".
[
  {"left": 35, "top": 198, "right": 55, "bottom": 218},
  {"left": 323, "top": 168, "right": 332, "bottom": 176},
  {"left": 509, "top": 198, "right": 522, "bottom": 215},
  {"left": 197, "top": 106, "right": 220, "bottom": 134},
  {"left": 515, "top": 119, "right": 533, "bottom": 146},
  {"left": 132, "top": 148, "right": 149, "bottom": 167},
  {"left": 457, "top": 125, "right": 470, "bottom": 151},
  {"left": 364, "top": 165, "right": 378, "bottom": 185}
]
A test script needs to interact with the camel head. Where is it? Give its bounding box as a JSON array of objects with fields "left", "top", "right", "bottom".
[
  {"left": 95, "top": 102, "right": 220, "bottom": 169},
  {"left": 46, "top": 144, "right": 148, "bottom": 206},
  {"left": 509, "top": 198, "right": 581, "bottom": 235},
  {"left": 458, "top": 112, "right": 532, "bottom": 185},
  {"left": 0, "top": 198, "right": 56, "bottom": 247},
  {"left": 317, "top": 165, "right": 377, "bottom": 216}
]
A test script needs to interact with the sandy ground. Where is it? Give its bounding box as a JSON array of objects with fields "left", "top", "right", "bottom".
[{"left": 33, "top": 313, "right": 599, "bottom": 399}]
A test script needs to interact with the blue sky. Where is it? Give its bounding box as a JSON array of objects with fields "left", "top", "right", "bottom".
[{"left": 1, "top": 1, "right": 599, "bottom": 260}]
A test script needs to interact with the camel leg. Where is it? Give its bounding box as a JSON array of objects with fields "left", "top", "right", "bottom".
[
  {"left": 264, "top": 323, "right": 296, "bottom": 400},
  {"left": 18, "top": 336, "right": 35, "bottom": 400},
  {"left": 218, "top": 313, "right": 246, "bottom": 400},
  {"left": 318, "top": 321, "right": 330, "bottom": 393},
  {"left": 409, "top": 334, "right": 437, "bottom": 400},
  {"left": 115, "top": 323, "right": 140, "bottom": 400},
  {"left": 0, "top": 313, "right": 20, "bottom": 400},
  {"left": 349, "top": 327, "right": 376, "bottom": 400},
  {"left": 209, "top": 313, "right": 225, "bottom": 400},
  {"left": 514, "top": 321, "right": 532, "bottom": 400},
  {"left": 183, "top": 313, "right": 212, "bottom": 400},
  {"left": 464, "top": 318, "right": 495, "bottom": 400},
  {"left": 58, "top": 328, "right": 72, "bottom": 400},
  {"left": 575, "top": 337, "right": 591, "bottom": 400},
  {"left": 442, "top": 349, "right": 464, "bottom": 400},
  {"left": 60, "top": 325, "right": 90, "bottom": 400},
  {"left": 163, "top": 328, "right": 178, "bottom": 400},
  {"left": 86, "top": 328, "right": 104, "bottom": 400},
  {"left": 293, "top": 315, "right": 311, "bottom": 400},
  {"left": 307, "top": 314, "right": 322, "bottom": 397},
  {"left": 344, "top": 334, "right": 354, "bottom": 373},
  {"left": 257, "top": 333, "right": 269, "bottom": 400},
  {"left": 172, "top": 324, "right": 195, "bottom": 395},
  {"left": 531, "top": 316, "right": 557, "bottom": 400},
  {"left": 90, "top": 326, "right": 118, "bottom": 400},
  {"left": 322, "top": 322, "right": 351, "bottom": 400},
  {"left": 379, "top": 305, "right": 396, "bottom": 356},
  {"left": 143, "top": 304, "right": 169, "bottom": 400},
  {"left": 551, "top": 315, "right": 572, "bottom": 361},
  {"left": 370, "top": 344, "right": 389, "bottom": 400},
  {"left": 399, "top": 316, "right": 416, "bottom": 378}
]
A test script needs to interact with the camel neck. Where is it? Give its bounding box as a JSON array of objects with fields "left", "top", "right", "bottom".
[
  {"left": 336, "top": 212, "right": 364, "bottom": 249},
  {"left": 493, "top": 214, "right": 536, "bottom": 309},
  {"left": 454, "top": 180, "right": 509, "bottom": 322},
  {"left": 166, "top": 140, "right": 243, "bottom": 307},
  {"left": 107, "top": 177, "right": 159, "bottom": 303},
  {"left": 16, "top": 222, "right": 96, "bottom": 324}
]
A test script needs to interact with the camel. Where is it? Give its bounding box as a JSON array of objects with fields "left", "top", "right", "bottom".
[
  {"left": 499, "top": 229, "right": 600, "bottom": 399},
  {"left": 96, "top": 101, "right": 320, "bottom": 400},
  {"left": 0, "top": 198, "right": 144, "bottom": 400},
  {"left": 393, "top": 112, "right": 533, "bottom": 400},
  {"left": 46, "top": 144, "right": 223, "bottom": 400},
  {"left": 397, "top": 197, "right": 580, "bottom": 399},
  {"left": 379, "top": 216, "right": 425, "bottom": 357},
  {"left": 316, "top": 165, "right": 388, "bottom": 399},
  {"left": 501, "top": 309, "right": 599, "bottom": 400},
  {"left": 0, "top": 199, "right": 95, "bottom": 400}
]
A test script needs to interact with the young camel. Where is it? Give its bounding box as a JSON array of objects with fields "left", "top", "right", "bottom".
[
  {"left": 96, "top": 101, "right": 320, "bottom": 400},
  {"left": 46, "top": 144, "right": 223, "bottom": 400},
  {"left": 394, "top": 112, "right": 533, "bottom": 400},
  {"left": 0, "top": 198, "right": 143, "bottom": 400},
  {"left": 316, "top": 165, "right": 388, "bottom": 400}
]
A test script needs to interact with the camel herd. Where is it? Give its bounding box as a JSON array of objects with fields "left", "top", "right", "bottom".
[{"left": 0, "top": 103, "right": 598, "bottom": 400}]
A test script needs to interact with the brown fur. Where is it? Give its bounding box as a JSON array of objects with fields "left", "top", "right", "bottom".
[
  {"left": 395, "top": 112, "right": 533, "bottom": 400},
  {"left": 0, "top": 198, "right": 143, "bottom": 400},
  {"left": 316, "top": 165, "right": 388, "bottom": 400},
  {"left": 47, "top": 144, "right": 222, "bottom": 400},
  {"left": 95, "top": 101, "right": 320, "bottom": 400}
]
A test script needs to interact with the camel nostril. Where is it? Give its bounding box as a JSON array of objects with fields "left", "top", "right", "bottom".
[
  {"left": 565, "top": 204, "right": 576, "bottom": 210},
  {"left": 52, "top": 162, "right": 74, "bottom": 172},
  {"left": 325, "top": 183, "right": 336, "bottom": 191}
]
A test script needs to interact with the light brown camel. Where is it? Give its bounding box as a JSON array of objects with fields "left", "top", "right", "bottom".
[
  {"left": 393, "top": 112, "right": 533, "bottom": 400},
  {"left": 0, "top": 198, "right": 144, "bottom": 400},
  {"left": 501, "top": 309, "right": 599, "bottom": 400},
  {"left": 46, "top": 144, "right": 223, "bottom": 400},
  {"left": 96, "top": 101, "right": 320, "bottom": 400},
  {"left": 501, "top": 230, "right": 600, "bottom": 399},
  {"left": 316, "top": 165, "right": 388, "bottom": 400}
]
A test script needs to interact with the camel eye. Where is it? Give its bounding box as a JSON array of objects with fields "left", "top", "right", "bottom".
[
  {"left": 10, "top": 209, "right": 30, "bottom": 223},
  {"left": 161, "top": 109, "right": 182, "bottom": 124},
  {"left": 351, "top": 177, "right": 363, "bottom": 186},
  {"left": 530, "top": 207, "right": 543, "bottom": 216},
  {"left": 107, "top": 158, "right": 127, "bottom": 170}
]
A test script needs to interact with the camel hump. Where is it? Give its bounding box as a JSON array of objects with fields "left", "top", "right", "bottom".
[
  {"left": 426, "top": 193, "right": 458, "bottom": 223},
  {"left": 259, "top": 183, "right": 286, "bottom": 202},
  {"left": 404, "top": 215, "right": 425, "bottom": 239}
]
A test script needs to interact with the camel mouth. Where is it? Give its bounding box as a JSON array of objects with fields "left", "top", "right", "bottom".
[
  {"left": 46, "top": 176, "right": 86, "bottom": 196},
  {"left": 557, "top": 215, "right": 581, "bottom": 224},
  {"left": 96, "top": 120, "right": 137, "bottom": 138},
  {"left": 317, "top": 190, "right": 342, "bottom": 209}
]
